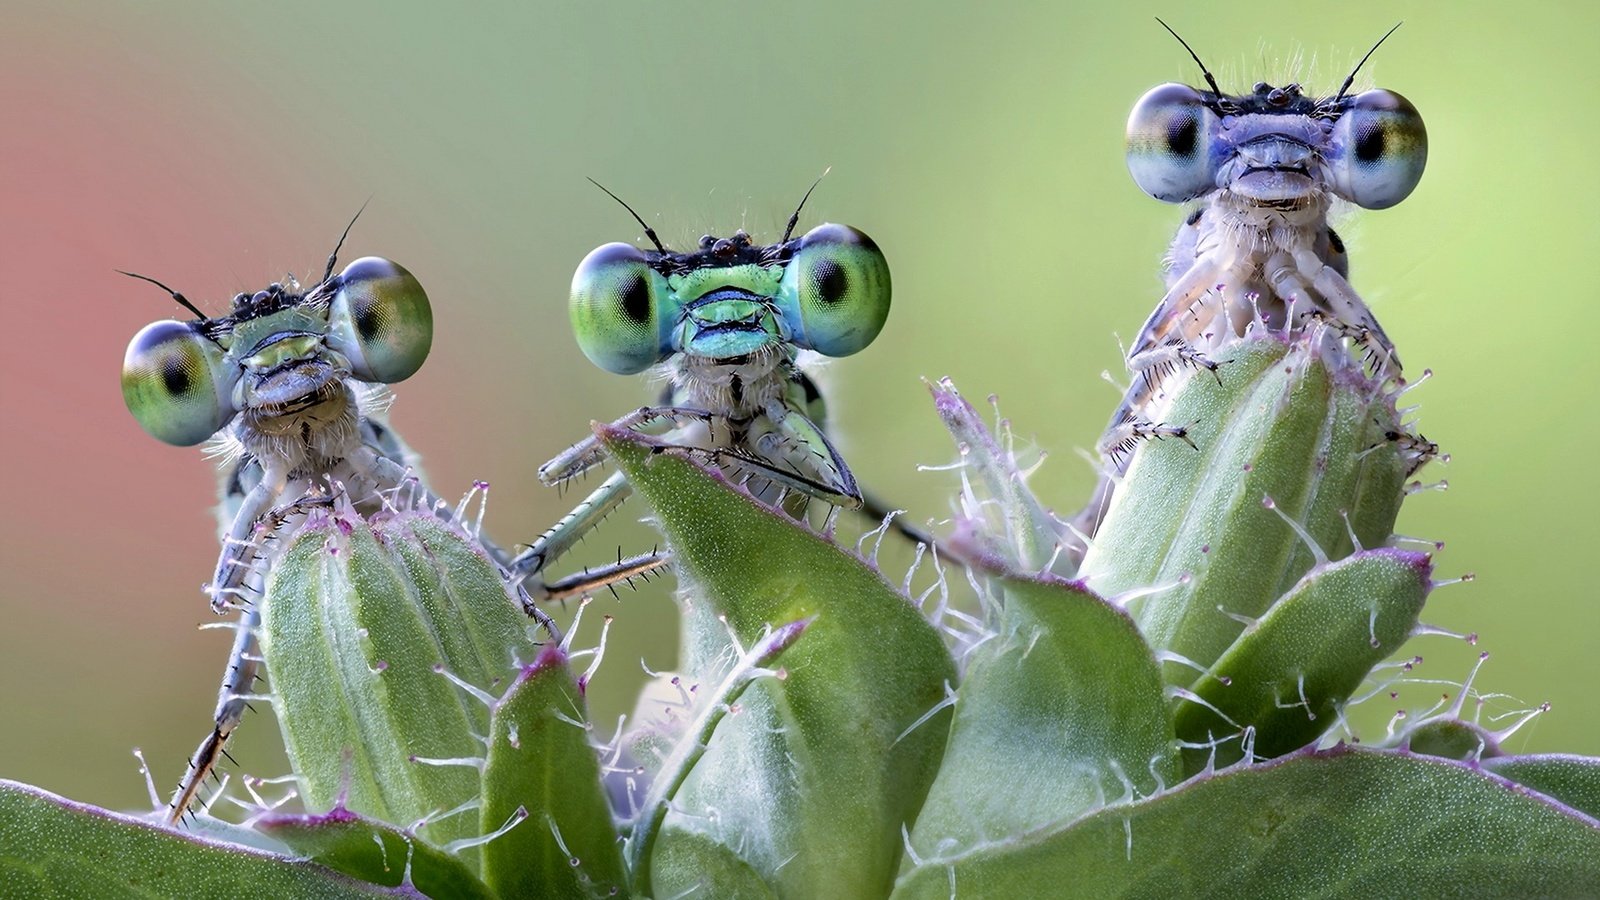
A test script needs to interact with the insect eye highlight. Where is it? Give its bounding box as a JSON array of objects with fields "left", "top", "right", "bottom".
[
  {"left": 1126, "top": 83, "right": 1220, "bottom": 202},
  {"left": 122, "top": 319, "right": 236, "bottom": 445},
  {"left": 777, "top": 223, "right": 891, "bottom": 358},
  {"left": 569, "top": 242, "right": 672, "bottom": 375},
  {"left": 327, "top": 257, "right": 433, "bottom": 384},
  {"left": 1330, "top": 89, "right": 1427, "bottom": 209}
]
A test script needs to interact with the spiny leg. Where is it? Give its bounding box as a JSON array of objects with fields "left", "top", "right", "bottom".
[
  {"left": 540, "top": 549, "right": 669, "bottom": 602},
  {"left": 1065, "top": 418, "right": 1197, "bottom": 551},
  {"left": 1068, "top": 255, "right": 1229, "bottom": 551},
  {"left": 169, "top": 610, "right": 259, "bottom": 824},
  {"left": 206, "top": 467, "right": 289, "bottom": 615},
  {"left": 1106, "top": 338, "right": 1224, "bottom": 438},
  {"left": 1127, "top": 253, "right": 1227, "bottom": 358},
  {"left": 1265, "top": 250, "right": 1401, "bottom": 376},
  {"left": 510, "top": 471, "right": 672, "bottom": 606},
  {"left": 1100, "top": 417, "right": 1198, "bottom": 470},
  {"left": 1301, "top": 253, "right": 1401, "bottom": 375},
  {"left": 169, "top": 491, "right": 325, "bottom": 824},
  {"left": 510, "top": 470, "right": 635, "bottom": 585},
  {"left": 538, "top": 406, "right": 715, "bottom": 486},
  {"left": 511, "top": 405, "right": 713, "bottom": 598}
]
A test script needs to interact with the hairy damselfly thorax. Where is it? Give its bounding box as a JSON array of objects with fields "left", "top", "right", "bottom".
[
  {"left": 510, "top": 181, "right": 911, "bottom": 587},
  {"left": 1075, "top": 24, "right": 1427, "bottom": 540},
  {"left": 121, "top": 223, "right": 648, "bottom": 824}
]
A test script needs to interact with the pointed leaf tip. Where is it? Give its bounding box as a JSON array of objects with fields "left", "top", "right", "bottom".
[{"left": 529, "top": 641, "right": 569, "bottom": 674}]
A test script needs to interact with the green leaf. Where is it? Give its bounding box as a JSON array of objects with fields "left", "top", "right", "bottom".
[
  {"left": 1080, "top": 337, "right": 1408, "bottom": 678},
  {"left": 0, "top": 780, "right": 389, "bottom": 897},
  {"left": 907, "top": 574, "right": 1176, "bottom": 859},
  {"left": 598, "top": 426, "right": 958, "bottom": 899},
  {"left": 479, "top": 645, "right": 629, "bottom": 900},
  {"left": 891, "top": 748, "right": 1600, "bottom": 898},
  {"left": 647, "top": 828, "right": 778, "bottom": 900},
  {"left": 258, "top": 807, "right": 493, "bottom": 899},
  {"left": 1174, "top": 548, "right": 1433, "bottom": 772},
  {"left": 628, "top": 619, "right": 812, "bottom": 889},
  {"left": 262, "top": 508, "right": 534, "bottom": 856},
  {"left": 1483, "top": 755, "right": 1600, "bottom": 820}
]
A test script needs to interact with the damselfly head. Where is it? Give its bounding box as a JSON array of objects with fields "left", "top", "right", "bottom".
[
  {"left": 121, "top": 255, "right": 433, "bottom": 445},
  {"left": 1127, "top": 24, "right": 1426, "bottom": 210},
  {"left": 569, "top": 191, "right": 891, "bottom": 375}
]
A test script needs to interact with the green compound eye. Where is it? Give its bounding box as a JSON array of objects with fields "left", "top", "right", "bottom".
[
  {"left": 569, "top": 242, "right": 673, "bottom": 375},
  {"left": 122, "top": 320, "right": 236, "bottom": 446},
  {"left": 327, "top": 257, "right": 433, "bottom": 383},
  {"left": 1329, "top": 89, "right": 1427, "bottom": 210},
  {"left": 1126, "top": 83, "right": 1221, "bottom": 203},
  {"left": 778, "top": 223, "right": 891, "bottom": 357}
]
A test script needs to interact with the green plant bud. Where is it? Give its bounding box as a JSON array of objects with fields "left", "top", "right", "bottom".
[
  {"left": 1080, "top": 335, "right": 1415, "bottom": 680},
  {"left": 260, "top": 505, "right": 546, "bottom": 860},
  {"left": 1173, "top": 548, "right": 1433, "bottom": 773},
  {"left": 479, "top": 645, "right": 628, "bottom": 899}
]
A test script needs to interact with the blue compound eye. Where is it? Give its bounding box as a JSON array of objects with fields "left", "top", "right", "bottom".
[
  {"left": 1126, "top": 83, "right": 1221, "bottom": 202},
  {"left": 569, "top": 242, "right": 674, "bottom": 375},
  {"left": 777, "top": 223, "right": 891, "bottom": 357},
  {"left": 326, "top": 256, "right": 433, "bottom": 384},
  {"left": 122, "top": 319, "right": 236, "bottom": 445},
  {"left": 1329, "top": 89, "right": 1427, "bottom": 209}
]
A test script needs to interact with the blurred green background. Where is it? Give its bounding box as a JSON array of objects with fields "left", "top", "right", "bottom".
[{"left": 1, "top": 1, "right": 1595, "bottom": 813}]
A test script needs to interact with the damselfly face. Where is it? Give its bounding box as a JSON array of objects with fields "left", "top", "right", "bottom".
[
  {"left": 1127, "top": 80, "right": 1426, "bottom": 211},
  {"left": 121, "top": 257, "right": 432, "bottom": 448},
  {"left": 567, "top": 223, "right": 891, "bottom": 377},
  {"left": 1108, "top": 25, "right": 1425, "bottom": 385},
  {"left": 511, "top": 189, "right": 904, "bottom": 589},
  {"left": 1072, "top": 27, "right": 1429, "bottom": 546}
]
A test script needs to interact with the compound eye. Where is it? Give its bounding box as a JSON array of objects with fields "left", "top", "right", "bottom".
[
  {"left": 1126, "top": 83, "right": 1221, "bottom": 202},
  {"left": 569, "top": 242, "right": 672, "bottom": 375},
  {"left": 328, "top": 257, "right": 433, "bottom": 383},
  {"left": 1329, "top": 89, "right": 1426, "bottom": 209},
  {"left": 122, "top": 320, "right": 235, "bottom": 445},
  {"left": 777, "top": 223, "right": 891, "bottom": 357}
]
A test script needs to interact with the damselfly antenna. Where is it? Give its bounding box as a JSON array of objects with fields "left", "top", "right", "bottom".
[
  {"left": 781, "top": 167, "right": 831, "bottom": 244},
  {"left": 321, "top": 197, "right": 371, "bottom": 284},
  {"left": 1335, "top": 22, "right": 1403, "bottom": 102},
  {"left": 588, "top": 178, "right": 668, "bottom": 254},
  {"left": 117, "top": 269, "right": 208, "bottom": 321},
  {"left": 1155, "top": 17, "right": 1223, "bottom": 99}
]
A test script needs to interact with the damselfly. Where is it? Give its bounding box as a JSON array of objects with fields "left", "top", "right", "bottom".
[
  {"left": 1079, "top": 23, "right": 1427, "bottom": 532},
  {"left": 510, "top": 181, "right": 913, "bottom": 585},
  {"left": 121, "top": 219, "right": 653, "bottom": 823}
]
